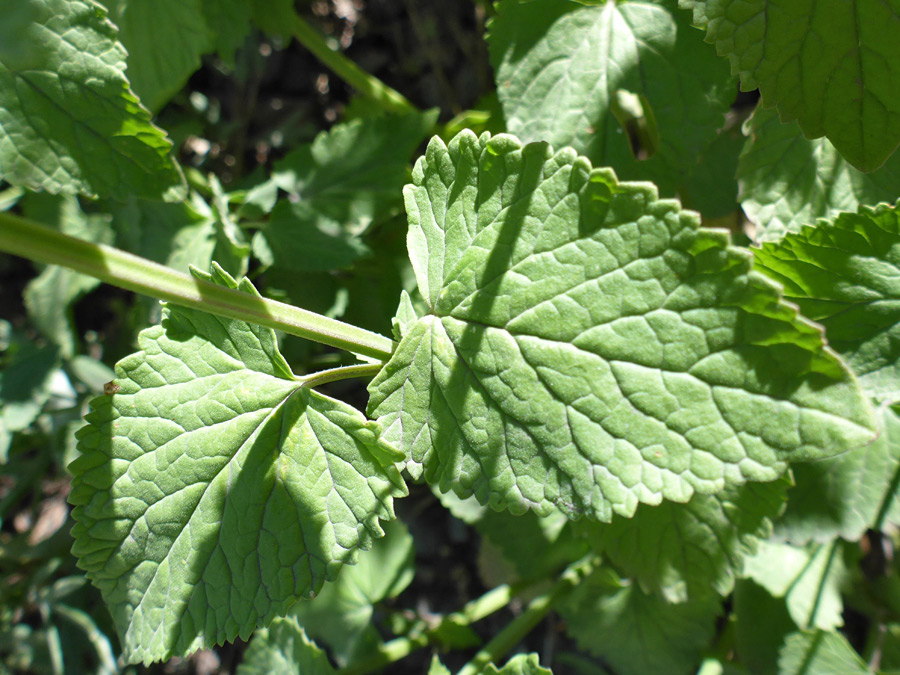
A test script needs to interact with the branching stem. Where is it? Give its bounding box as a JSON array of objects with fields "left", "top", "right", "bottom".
[{"left": 0, "top": 211, "right": 396, "bottom": 361}]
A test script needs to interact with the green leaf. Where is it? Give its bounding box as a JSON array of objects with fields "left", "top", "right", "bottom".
[
  {"left": 102, "top": 0, "right": 212, "bottom": 112},
  {"left": 484, "top": 653, "right": 553, "bottom": 675},
  {"left": 560, "top": 569, "right": 720, "bottom": 675},
  {"left": 777, "top": 630, "right": 868, "bottom": 675},
  {"left": 22, "top": 194, "right": 114, "bottom": 357},
  {"left": 237, "top": 616, "right": 336, "bottom": 675},
  {"left": 577, "top": 478, "right": 788, "bottom": 602},
  {"left": 0, "top": 341, "right": 60, "bottom": 435},
  {"left": 368, "top": 130, "right": 876, "bottom": 521},
  {"left": 743, "top": 541, "right": 847, "bottom": 631},
  {"left": 738, "top": 107, "right": 900, "bottom": 242},
  {"left": 733, "top": 579, "right": 797, "bottom": 675},
  {"left": 753, "top": 201, "right": 900, "bottom": 403},
  {"left": 488, "top": 0, "right": 735, "bottom": 195},
  {"left": 428, "top": 655, "right": 453, "bottom": 675},
  {"left": 679, "top": 0, "right": 900, "bottom": 172},
  {"left": 437, "top": 490, "right": 588, "bottom": 582},
  {"left": 290, "top": 519, "right": 415, "bottom": 667},
  {"left": 200, "top": 0, "right": 252, "bottom": 65},
  {"left": 255, "top": 111, "right": 438, "bottom": 272},
  {"left": 776, "top": 405, "right": 900, "bottom": 543},
  {"left": 0, "top": 0, "right": 185, "bottom": 199},
  {"left": 68, "top": 264, "right": 406, "bottom": 664}
]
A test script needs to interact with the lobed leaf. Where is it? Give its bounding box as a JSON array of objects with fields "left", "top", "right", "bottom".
[
  {"left": 739, "top": 108, "right": 900, "bottom": 242},
  {"left": 679, "top": 0, "right": 900, "bottom": 172},
  {"left": 484, "top": 654, "right": 553, "bottom": 675},
  {"left": 753, "top": 201, "right": 900, "bottom": 403},
  {"left": 69, "top": 265, "right": 406, "bottom": 664},
  {"left": 368, "top": 130, "right": 876, "bottom": 521},
  {"left": 0, "top": 0, "right": 185, "bottom": 199},
  {"left": 488, "top": 0, "right": 735, "bottom": 195}
]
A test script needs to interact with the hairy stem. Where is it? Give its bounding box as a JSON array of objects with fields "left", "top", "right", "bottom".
[
  {"left": 0, "top": 211, "right": 395, "bottom": 361},
  {"left": 457, "top": 554, "right": 599, "bottom": 675},
  {"left": 300, "top": 363, "right": 384, "bottom": 388},
  {"left": 287, "top": 12, "right": 417, "bottom": 114}
]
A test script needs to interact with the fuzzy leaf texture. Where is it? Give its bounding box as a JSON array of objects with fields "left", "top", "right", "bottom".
[
  {"left": 368, "top": 130, "right": 876, "bottom": 521},
  {"left": 0, "top": 0, "right": 185, "bottom": 199},
  {"left": 738, "top": 107, "right": 900, "bottom": 242},
  {"left": 237, "top": 617, "right": 335, "bottom": 675},
  {"left": 68, "top": 265, "right": 406, "bottom": 665},
  {"left": 778, "top": 630, "right": 869, "bottom": 675},
  {"left": 489, "top": 0, "right": 735, "bottom": 195},
  {"left": 753, "top": 201, "right": 900, "bottom": 403},
  {"left": 680, "top": 0, "right": 900, "bottom": 172}
]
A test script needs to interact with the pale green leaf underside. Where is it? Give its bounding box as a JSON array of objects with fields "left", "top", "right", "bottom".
[
  {"left": 0, "top": 0, "right": 185, "bottom": 199},
  {"left": 776, "top": 405, "right": 900, "bottom": 544},
  {"left": 778, "top": 630, "right": 869, "bottom": 675},
  {"left": 484, "top": 654, "right": 553, "bottom": 675},
  {"left": 754, "top": 201, "right": 900, "bottom": 403},
  {"left": 679, "top": 0, "right": 900, "bottom": 172},
  {"left": 738, "top": 107, "right": 900, "bottom": 242},
  {"left": 237, "top": 616, "right": 336, "bottom": 675},
  {"left": 368, "top": 130, "right": 875, "bottom": 522},
  {"left": 69, "top": 266, "right": 405, "bottom": 665},
  {"left": 581, "top": 478, "right": 787, "bottom": 602},
  {"left": 489, "top": 0, "right": 734, "bottom": 195}
]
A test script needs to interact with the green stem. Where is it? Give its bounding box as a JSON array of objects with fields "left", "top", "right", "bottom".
[
  {"left": 338, "top": 582, "right": 527, "bottom": 675},
  {"left": 0, "top": 211, "right": 395, "bottom": 362},
  {"left": 287, "top": 12, "right": 417, "bottom": 114},
  {"left": 300, "top": 363, "right": 383, "bottom": 388},
  {"left": 458, "top": 555, "right": 599, "bottom": 675}
]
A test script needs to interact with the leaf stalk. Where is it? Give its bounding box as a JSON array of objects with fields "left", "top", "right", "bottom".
[{"left": 0, "top": 211, "right": 396, "bottom": 361}]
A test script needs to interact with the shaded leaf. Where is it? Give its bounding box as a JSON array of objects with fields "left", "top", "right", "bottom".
[
  {"left": 560, "top": 569, "right": 720, "bottom": 675},
  {"left": 733, "top": 579, "right": 797, "bottom": 675},
  {"left": 102, "top": 0, "right": 212, "bottom": 112},
  {"left": 753, "top": 201, "right": 900, "bottom": 403},
  {"left": 680, "top": 0, "right": 900, "bottom": 172},
  {"left": 738, "top": 107, "right": 900, "bottom": 242},
  {"left": 776, "top": 405, "right": 900, "bottom": 544},
  {"left": 237, "top": 616, "right": 336, "bottom": 675},
  {"left": 577, "top": 478, "right": 788, "bottom": 602},
  {"left": 488, "top": 0, "right": 735, "bottom": 195},
  {"left": 0, "top": 0, "right": 185, "bottom": 199},
  {"left": 368, "top": 130, "right": 876, "bottom": 521},
  {"left": 69, "top": 265, "right": 406, "bottom": 664}
]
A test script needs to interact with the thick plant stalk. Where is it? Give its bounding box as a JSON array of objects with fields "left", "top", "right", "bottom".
[
  {"left": 287, "top": 12, "right": 417, "bottom": 114},
  {"left": 0, "top": 211, "right": 396, "bottom": 361}
]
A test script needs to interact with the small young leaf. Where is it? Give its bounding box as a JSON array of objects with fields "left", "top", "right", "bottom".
[
  {"left": 488, "top": 0, "right": 735, "bottom": 195},
  {"left": 577, "top": 478, "right": 788, "bottom": 602},
  {"left": 743, "top": 541, "right": 847, "bottom": 631},
  {"left": 753, "top": 201, "right": 900, "bottom": 403},
  {"left": 369, "top": 130, "right": 876, "bottom": 521},
  {"left": 237, "top": 616, "right": 336, "bottom": 675},
  {"left": 680, "top": 0, "right": 900, "bottom": 172},
  {"left": 776, "top": 405, "right": 900, "bottom": 544},
  {"left": 428, "top": 655, "right": 452, "bottom": 675},
  {"left": 0, "top": 0, "right": 185, "bottom": 199},
  {"left": 69, "top": 265, "right": 406, "bottom": 664},
  {"left": 777, "top": 630, "right": 869, "bottom": 675},
  {"left": 739, "top": 108, "right": 900, "bottom": 242},
  {"left": 560, "top": 569, "right": 720, "bottom": 675},
  {"left": 484, "top": 653, "right": 552, "bottom": 675}
]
